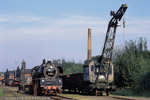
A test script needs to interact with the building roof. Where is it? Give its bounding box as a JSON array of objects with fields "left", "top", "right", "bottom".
[
  {"left": 0, "top": 72, "right": 5, "bottom": 74},
  {"left": 0, "top": 72, "right": 5, "bottom": 76},
  {"left": 8, "top": 71, "right": 15, "bottom": 74},
  {"left": 25, "top": 69, "right": 31, "bottom": 74},
  {"left": 0, "top": 74, "right": 4, "bottom": 77},
  {"left": 84, "top": 56, "right": 100, "bottom": 66}
]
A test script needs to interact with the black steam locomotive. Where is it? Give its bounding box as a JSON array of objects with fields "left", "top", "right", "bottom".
[{"left": 31, "top": 59, "right": 63, "bottom": 96}]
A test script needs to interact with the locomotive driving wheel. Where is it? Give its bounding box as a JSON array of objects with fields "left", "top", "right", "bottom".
[
  {"left": 33, "top": 82, "right": 37, "bottom": 96},
  {"left": 95, "top": 90, "right": 98, "bottom": 96},
  {"left": 37, "top": 82, "right": 41, "bottom": 96}
]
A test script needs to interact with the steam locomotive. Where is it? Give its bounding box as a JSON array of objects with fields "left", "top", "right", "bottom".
[
  {"left": 18, "top": 59, "right": 63, "bottom": 96},
  {"left": 32, "top": 59, "right": 63, "bottom": 96}
]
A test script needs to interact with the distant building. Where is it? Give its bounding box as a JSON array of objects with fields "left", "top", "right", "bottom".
[
  {"left": 0, "top": 72, "right": 4, "bottom": 84},
  {"left": 25, "top": 69, "right": 32, "bottom": 77},
  {"left": 4, "top": 67, "right": 21, "bottom": 81},
  {"left": 8, "top": 70, "right": 15, "bottom": 79}
]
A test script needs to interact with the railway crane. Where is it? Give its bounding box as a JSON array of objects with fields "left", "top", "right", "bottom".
[
  {"left": 83, "top": 4, "right": 128, "bottom": 96},
  {"left": 96, "top": 4, "right": 128, "bottom": 95}
]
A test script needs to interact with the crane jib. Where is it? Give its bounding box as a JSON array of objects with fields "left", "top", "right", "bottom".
[{"left": 96, "top": 4, "right": 128, "bottom": 84}]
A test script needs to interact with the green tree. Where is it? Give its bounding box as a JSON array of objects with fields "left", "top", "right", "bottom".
[
  {"left": 113, "top": 37, "right": 150, "bottom": 92},
  {"left": 61, "top": 58, "right": 83, "bottom": 75}
]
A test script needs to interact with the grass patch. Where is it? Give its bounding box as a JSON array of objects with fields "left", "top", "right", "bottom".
[
  {"left": 112, "top": 88, "right": 150, "bottom": 98},
  {"left": 0, "top": 89, "right": 2, "bottom": 96}
]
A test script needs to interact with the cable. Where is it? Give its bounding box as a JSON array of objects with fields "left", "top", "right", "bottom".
[{"left": 123, "top": 15, "right": 126, "bottom": 45}]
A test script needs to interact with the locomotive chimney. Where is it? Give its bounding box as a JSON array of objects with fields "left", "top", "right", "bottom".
[{"left": 88, "top": 28, "right": 92, "bottom": 60}]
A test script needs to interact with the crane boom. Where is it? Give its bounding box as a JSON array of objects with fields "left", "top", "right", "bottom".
[{"left": 96, "top": 4, "right": 128, "bottom": 84}]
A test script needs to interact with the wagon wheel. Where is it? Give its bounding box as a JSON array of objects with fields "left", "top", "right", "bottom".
[
  {"left": 55, "top": 92, "right": 57, "bottom": 96},
  {"left": 106, "top": 90, "right": 110, "bottom": 96},
  {"left": 53, "top": 91, "right": 57, "bottom": 96},
  {"left": 17, "top": 85, "right": 20, "bottom": 93},
  {"left": 100, "top": 93, "right": 103, "bottom": 96}
]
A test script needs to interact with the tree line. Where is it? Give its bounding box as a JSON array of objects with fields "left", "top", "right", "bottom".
[
  {"left": 113, "top": 37, "right": 150, "bottom": 93},
  {"left": 56, "top": 37, "right": 150, "bottom": 93},
  {"left": 59, "top": 58, "right": 83, "bottom": 75}
]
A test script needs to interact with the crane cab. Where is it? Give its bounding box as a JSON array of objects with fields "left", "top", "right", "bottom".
[{"left": 83, "top": 57, "right": 114, "bottom": 84}]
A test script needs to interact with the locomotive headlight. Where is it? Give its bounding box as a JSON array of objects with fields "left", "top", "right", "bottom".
[
  {"left": 59, "top": 80, "right": 61, "bottom": 83},
  {"left": 50, "top": 66, "right": 53, "bottom": 68},
  {"left": 96, "top": 68, "right": 99, "bottom": 73},
  {"left": 44, "top": 87, "right": 47, "bottom": 89},
  {"left": 42, "top": 79, "right": 44, "bottom": 82}
]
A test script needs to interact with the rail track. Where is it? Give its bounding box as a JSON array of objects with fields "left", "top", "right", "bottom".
[
  {"left": 1, "top": 87, "right": 21, "bottom": 100},
  {"left": 50, "top": 95, "right": 75, "bottom": 100},
  {"left": 0, "top": 86, "right": 149, "bottom": 100},
  {"left": 1, "top": 86, "right": 75, "bottom": 100}
]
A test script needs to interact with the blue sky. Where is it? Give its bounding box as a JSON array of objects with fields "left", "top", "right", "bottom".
[{"left": 0, "top": 0, "right": 150, "bottom": 71}]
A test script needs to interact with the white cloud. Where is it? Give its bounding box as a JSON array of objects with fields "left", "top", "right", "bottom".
[
  {"left": 1, "top": 14, "right": 150, "bottom": 35},
  {"left": 0, "top": 14, "right": 150, "bottom": 45},
  {"left": 1, "top": 14, "right": 150, "bottom": 52},
  {"left": 0, "top": 14, "right": 150, "bottom": 71},
  {"left": 0, "top": 14, "right": 106, "bottom": 25},
  {"left": 0, "top": 15, "right": 40, "bottom": 23},
  {"left": 0, "top": 14, "right": 108, "bottom": 42}
]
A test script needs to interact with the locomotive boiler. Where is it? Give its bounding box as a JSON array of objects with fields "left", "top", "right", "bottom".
[{"left": 31, "top": 59, "right": 63, "bottom": 96}]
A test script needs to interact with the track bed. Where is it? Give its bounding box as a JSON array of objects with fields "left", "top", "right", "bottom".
[{"left": 0, "top": 86, "right": 149, "bottom": 100}]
